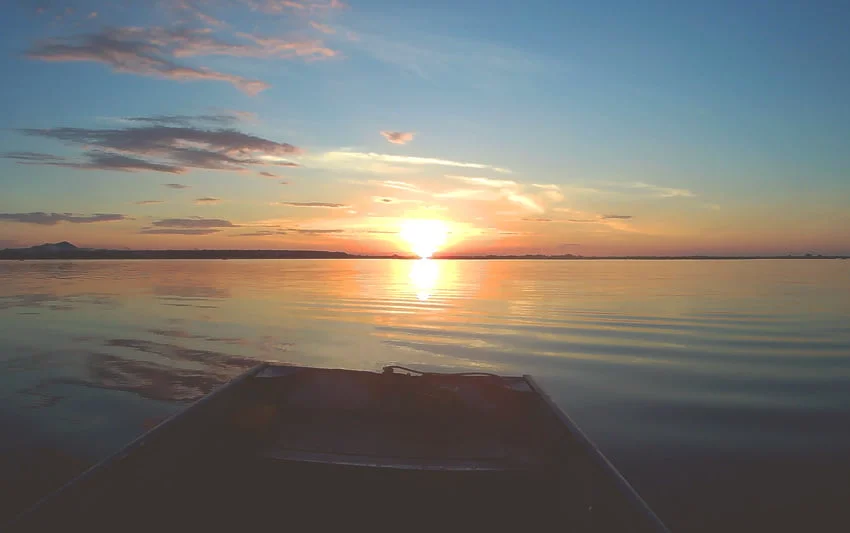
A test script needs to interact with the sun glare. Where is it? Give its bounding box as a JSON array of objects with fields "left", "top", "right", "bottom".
[
  {"left": 399, "top": 219, "right": 449, "bottom": 258},
  {"left": 409, "top": 259, "right": 440, "bottom": 300}
]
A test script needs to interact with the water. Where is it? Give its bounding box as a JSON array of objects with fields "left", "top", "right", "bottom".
[{"left": 1, "top": 259, "right": 849, "bottom": 531}]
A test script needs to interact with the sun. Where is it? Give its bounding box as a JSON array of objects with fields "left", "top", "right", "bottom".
[{"left": 399, "top": 219, "right": 449, "bottom": 258}]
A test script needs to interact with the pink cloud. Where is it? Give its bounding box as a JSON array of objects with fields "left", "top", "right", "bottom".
[
  {"left": 380, "top": 131, "right": 415, "bottom": 145},
  {"left": 310, "top": 21, "right": 336, "bottom": 34}
]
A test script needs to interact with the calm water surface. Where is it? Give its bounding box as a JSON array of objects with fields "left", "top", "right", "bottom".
[{"left": 1, "top": 259, "right": 849, "bottom": 531}]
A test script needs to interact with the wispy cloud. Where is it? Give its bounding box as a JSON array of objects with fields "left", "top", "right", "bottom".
[
  {"left": 233, "top": 33, "right": 337, "bottom": 59},
  {"left": 275, "top": 201, "right": 350, "bottom": 208},
  {"left": 434, "top": 175, "right": 548, "bottom": 213},
  {"left": 531, "top": 183, "right": 564, "bottom": 202},
  {"left": 506, "top": 192, "right": 544, "bottom": 213},
  {"left": 447, "top": 175, "right": 517, "bottom": 188},
  {"left": 436, "top": 176, "right": 547, "bottom": 213},
  {"left": 21, "top": 121, "right": 299, "bottom": 175},
  {"left": 289, "top": 228, "right": 345, "bottom": 234},
  {"left": 2, "top": 151, "right": 65, "bottom": 162},
  {"left": 22, "top": 151, "right": 187, "bottom": 174},
  {"left": 310, "top": 21, "right": 336, "bottom": 34},
  {"left": 601, "top": 214, "right": 633, "bottom": 219},
  {"left": 629, "top": 182, "right": 695, "bottom": 198},
  {"left": 164, "top": 183, "right": 190, "bottom": 189},
  {"left": 123, "top": 112, "right": 250, "bottom": 127},
  {"left": 347, "top": 25, "right": 553, "bottom": 81},
  {"left": 194, "top": 197, "right": 222, "bottom": 204},
  {"left": 321, "top": 151, "right": 511, "bottom": 173},
  {"left": 258, "top": 171, "right": 277, "bottom": 177},
  {"left": 372, "top": 196, "right": 422, "bottom": 204},
  {"left": 27, "top": 27, "right": 269, "bottom": 94},
  {"left": 241, "top": 0, "right": 347, "bottom": 14},
  {"left": 151, "top": 218, "right": 236, "bottom": 228},
  {"left": 434, "top": 188, "right": 500, "bottom": 200},
  {"left": 380, "top": 131, "right": 414, "bottom": 145},
  {"left": 0, "top": 212, "right": 128, "bottom": 225},
  {"left": 140, "top": 228, "right": 221, "bottom": 235},
  {"left": 232, "top": 229, "right": 288, "bottom": 237},
  {"left": 134, "top": 200, "right": 164, "bottom": 205},
  {"left": 522, "top": 217, "right": 552, "bottom": 222},
  {"left": 359, "top": 180, "right": 424, "bottom": 193}
]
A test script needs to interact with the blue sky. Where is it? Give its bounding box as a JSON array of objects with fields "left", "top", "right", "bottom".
[{"left": 1, "top": 0, "right": 848, "bottom": 255}]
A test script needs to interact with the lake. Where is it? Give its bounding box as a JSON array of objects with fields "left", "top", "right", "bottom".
[{"left": 1, "top": 259, "right": 849, "bottom": 531}]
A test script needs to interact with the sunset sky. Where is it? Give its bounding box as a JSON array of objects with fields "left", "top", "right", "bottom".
[{"left": 1, "top": 0, "right": 848, "bottom": 256}]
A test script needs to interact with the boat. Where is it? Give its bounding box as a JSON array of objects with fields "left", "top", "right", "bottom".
[{"left": 5, "top": 364, "right": 669, "bottom": 532}]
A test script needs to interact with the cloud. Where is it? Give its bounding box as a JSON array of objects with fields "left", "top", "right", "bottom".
[
  {"left": 289, "top": 228, "right": 345, "bottom": 234},
  {"left": 522, "top": 217, "right": 552, "bottom": 222},
  {"left": 151, "top": 218, "right": 236, "bottom": 228},
  {"left": 140, "top": 228, "right": 221, "bottom": 235},
  {"left": 506, "top": 192, "right": 544, "bottom": 213},
  {"left": 232, "top": 33, "right": 337, "bottom": 59},
  {"left": 36, "top": 151, "right": 186, "bottom": 173},
  {"left": 447, "top": 175, "right": 518, "bottom": 188},
  {"left": 0, "top": 212, "right": 128, "bottom": 225},
  {"left": 261, "top": 159, "right": 300, "bottom": 167},
  {"left": 242, "top": 0, "right": 347, "bottom": 14},
  {"left": 378, "top": 180, "right": 422, "bottom": 192},
  {"left": 372, "top": 196, "right": 422, "bottom": 205},
  {"left": 310, "top": 21, "right": 336, "bottom": 34},
  {"left": 352, "top": 179, "right": 424, "bottom": 192},
  {"left": 276, "top": 202, "right": 350, "bottom": 208},
  {"left": 258, "top": 171, "right": 277, "bottom": 177},
  {"left": 164, "top": 183, "right": 190, "bottom": 189},
  {"left": 194, "top": 197, "right": 221, "bottom": 204},
  {"left": 436, "top": 176, "right": 553, "bottom": 213},
  {"left": 380, "top": 131, "right": 414, "bottom": 145},
  {"left": 2, "top": 151, "right": 65, "bottom": 162},
  {"left": 601, "top": 214, "right": 633, "bottom": 219},
  {"left": 134, "top": 200, "right": 164, "bottom": 205},
  {"left": 322, "top": 151, "right": 511, "bottom": 173},
  {"left": 171, "top": 0, "right": 225, "bottom": 27},
  {"left": 232, "top": 229, "right": 288, "bottom": 237},
  {"left": 27, "top": 27, "right": 269, "bottom": 94},
  {"left": 279, "top": 180, "right": 289, "bottom": 185},
  {"left": 21, "top": 123, "right": 300, "bottom": 175},
  {"left": 531, "top": 183, "right": 564, "bottom": 202},
  {"left": 123, "top": 113, "right": 249, "bottom": 127},
  {"left": 434, "top": 188, "right": 500, "bottom": 200},
  {"left": 629, "top": 182, "right": 695, "bottom": 198}
]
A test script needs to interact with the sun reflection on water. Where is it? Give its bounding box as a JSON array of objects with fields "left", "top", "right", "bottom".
[{"left": 409, "top": 259, "right": 440, "bottom": 301}]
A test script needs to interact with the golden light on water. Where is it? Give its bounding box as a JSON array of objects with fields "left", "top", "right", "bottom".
[
  {"left": 399, "top": 219, "right": 449, "bottom": 259},
  {"left": 409, "top": 258, "right": 440, "bottom": 300}
]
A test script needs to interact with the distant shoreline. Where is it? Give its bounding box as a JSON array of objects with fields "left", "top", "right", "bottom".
[{"left": 1, "top": 249, "right": 846, "bottom": 261}]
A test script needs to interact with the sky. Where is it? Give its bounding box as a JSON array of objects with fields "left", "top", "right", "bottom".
[{"left": 0, "top": 0, "right": 848, "bottom": 256}]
